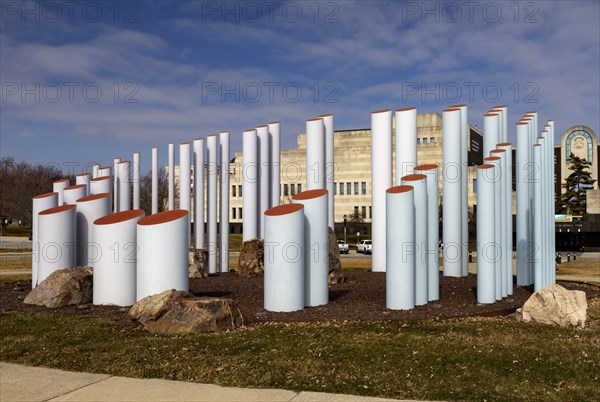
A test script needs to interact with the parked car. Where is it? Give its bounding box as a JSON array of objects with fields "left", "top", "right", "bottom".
[
  {"left": 356, "top": 240, "right": 372, "bottom": 254},
  {"left": 337, "top": 240, "right": 349, "bottom": 254}
]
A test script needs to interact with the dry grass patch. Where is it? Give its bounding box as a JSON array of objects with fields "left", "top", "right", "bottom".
[{"left": 557, "top": 260, "right": 600, "bottom": 278}]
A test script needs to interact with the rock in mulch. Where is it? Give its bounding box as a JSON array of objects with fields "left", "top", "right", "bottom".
[
  {"left": 23, "top": 267, "right": 92, "bottom": 308},
  {"left": 237, "top": 238, "right": 264, "bottom": 276},
  {"left": 189, "top": 248, "right": 208, "bottom": 278},
  {"left": 516, "top": 284, "right": 587, "bottom": 328},
  {"left": 328, "top": 227, "right": 346, "bottom": 285},
  {"left": 129, "top": 289, "right": 244, "bottom": 334}
]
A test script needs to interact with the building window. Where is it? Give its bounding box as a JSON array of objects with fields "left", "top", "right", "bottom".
[
  {"left": 369, "top": 206, "right": 372, "bottom": 219},
  {"left": 362, "top": 182, "right": 367, "bottom": 194},
  {"left": 239, "top": 207, "right": 243, "bottom": 219},
  {"left": 291, "top": 183, "right": 296, "bottom": 195},
  {"left": 232, "top": 208, "right": 236, "bottom": 219},
  {"left": 347, "top": 182, "right": 351, "bottom": 195},
  {"left": 430, "top": 137, "right": 435, "bottom": 143},
  {"left": 361, "top": 206, "right": 366, "bottom": 219},
  {"left": 340, "top": 182, "right": 344, "bottom": 195},
  {"left": 417, "top": 138, "right": 421, "bottom": 144},
  {"left": 423, "top": 138, "right": 428, "bottom": 144},
  {"left": 334, "top": 183, "right": 337, "bottom": 195},
  {"left": 232, "top": 185, "right": 236, "bottom": 197},
  {"left": 284, "top": 184, "right": 289, "bottom": 196},
  {"left": 297, "top": 183, "right": 302, "bottom": 193},
  {"left": 354, "top": 182, "right": 358, "bottom": 195},
  {"left": 354, "top": 206, "right": 359, "bottom": 217},
  {"left": 238, "top": 185, "right": 242, "bottom": 197}
]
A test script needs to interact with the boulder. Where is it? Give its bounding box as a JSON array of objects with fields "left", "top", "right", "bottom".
[
  {"left": 24, "top": 267, "right": 92, "bottom": 308},
  {"left": 129, "top": 289, "right": 244, "bottom": 334},
  {"left": 237, "top": 238, "right": 264, "bottom": 276},
  {"left": 516, "top": 284, "right": 587, "bottom": 328},
  {"left": 189, "top": 248, "right": 208, "bottom": 278},
  {"left": 328, "top": 227, "right": 346, "bottom": 284}
]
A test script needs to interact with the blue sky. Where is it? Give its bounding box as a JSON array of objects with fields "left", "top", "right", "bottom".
[{"left": 1, "top": 0, "right": 599, "bottom": 174}]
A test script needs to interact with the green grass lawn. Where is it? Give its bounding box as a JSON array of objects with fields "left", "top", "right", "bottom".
[{"left": 1, "top": 298, "right": 599, "bottom": 401}]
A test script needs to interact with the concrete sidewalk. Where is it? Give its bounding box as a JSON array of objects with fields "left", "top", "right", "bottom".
[{"left": 0, "top": 363, "right": 422, "bottom": 402}]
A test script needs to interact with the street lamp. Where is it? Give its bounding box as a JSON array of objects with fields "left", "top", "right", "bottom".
[{"left": 343, "top": 214, "right": 347, "bottom": 244}]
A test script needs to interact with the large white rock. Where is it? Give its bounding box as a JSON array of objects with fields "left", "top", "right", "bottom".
[{"left": 516, "top": 284, "right": 587, "bottom": 328}]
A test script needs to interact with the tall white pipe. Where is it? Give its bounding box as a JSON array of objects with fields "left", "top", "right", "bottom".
[
  {"left": 516, "top": 121, "right": 532, "bottom": 285},
  {"left": 136, "top": 210, "right": 189, "bottom": 301},
  {"left": 52, "top": 179, "right": 69, "bottom": 205},
  {"left": 193, "top": 138, "right": 205, "bottom": 249},
  {"left": 118, "top": 161, "right": 131, "bottom": 212},
  {"left": 98, "top": 166, "right": 111, "bottom": 177},
  {"left": 490, "top": 149, "right": 508, "bottom": 298},
  {"left": 395, "top": 107, "right": 417, "bottom": 183},
  {"left": 548, "top": 120, "right": 556, "bottom": 285},
  {"left": 168, "top": 143, "right": 175, "bottom": 210},
  {"left": 75, "top": 173, "right": 90, "bottom": 196},
  {"left": 90, "top": 176, "right": 112, "bottom": 197},
  {"left": 491, "top": 106, "right": 508, "bottom": 143},
  {"left": 268, "top": 122, "right": 282, "bottom": 208},
  {"left": 113, "top": 157, "right": 121, "bottom": 212},
  {"left": 151, "top": 147, "right": 158, "bottom": 214},
  {"left": 76, "top": 193, "right": 111, "bottom": 267},
  {"left": 93, "top": 209, "right": 144, "bottom": 306},
  {"left": 63, "top": 184, "right": 87, "bottom": 205},
  {"left": 476, "top": 164, "right": 496, "bottom": 304},
  {"left": 414, "top": 164, "right": 440, "bottom": 301},
  {"left": 371, "top": 109, "right": 393, "bottom": 273},
  {"left": 401, "top": 174, "right": 428, "bottom": 305},
  {"left": 442, "top": 108, "right": 463, "bottom": 276},
  {"left": 451, "top": 104, "right": 469, "bottom": 277},
  {"left": 317, "top": 115, "right": 335, "bottom": 228},
  {"left": 537, "top": 135, "right": 548, "bottom": 288},
  {"left": 292, "top": 189, "right": 329, "bottom": 307},
  {"left": 386, "top": 185, "right": 415, "bottom": 310},
  {"left": 92, "top": 164, "right": 100, "bottom": 179},
  {"left": 264, "top": 204, "right": 305, "bottom": 312},
  {"left": 133, "top": 152, "right": 140, "bottom": 210},
  {"left": 32, "top": 192, "right": 58, "bottom": 288},
  {"left": 243, "top": 129, "right": 259, "bottom": 241},
  {"left": 220, "top": 131, "right": 230, "bottom": 273},
  {"left": 533, "top": 143, "right": 543, "bottom": 291},
  {"left": 207, "top": 134, "right": 218, "bottom": 273},
  {"left": 179, "top": 142, "right": 191, "bottom": 212},
  {"left": 37, "top": 205, "right": 76, "bottom": 283},
  {"left": 257, "top": 125, "right": 270, "bottom": 237},
  {"left": 498, "top": 142, "right": 514, "bottom": 295},
  {"left": 306, "top": 118, "right": 326, "bottom": 190},
  {"left": 483, "top": 113, "right": 500, "bottom": 158},
  {"left": 484, "top": 156, "right": 503, "bottom": 300}
]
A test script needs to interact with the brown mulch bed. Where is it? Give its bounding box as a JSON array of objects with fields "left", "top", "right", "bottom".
[{"left": 1, "top": 272, "right": 598, "bottom": 328}]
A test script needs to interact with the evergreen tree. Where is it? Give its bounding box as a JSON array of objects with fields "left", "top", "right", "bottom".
[{"left": 558, "top": 153, "right": 596, "bottom": 215}]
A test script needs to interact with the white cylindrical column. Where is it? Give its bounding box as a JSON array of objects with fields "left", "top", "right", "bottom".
[
  {"left": 533, "top": 143, "right": 544, "bottom": 291},
  {"left": 451, "top": 104, "right": 469, "bottom": 277},
  {"left": 92, "top": 164, "right": 100, "bottom": 179},
  {"left": 113, "top": 157, "right": 121, "bottom": 212},
  {"left": 386, "top": 185, "right": 415, "bottom": 310},
  {"left": 53, "top": 179, "right": 69, "bottom": 205},
  {"left": 193, "top": 138, "right": 205, "bottom": 249},
  {"left": 94, "top": 209, "right": 145, "bottom": 306},
  {"left": 490, "top": 149, "right": 508, "bottom": 298},
  {"left": 133, "top": 152, "right": 140, "bottom": 210},
  {"left": 137, "top": 210, "right": 189, "bottom": 301},
  {"left": 442, "top": 108, "right": 463, "bottom": 276},
  {"left": 168, "top": 143, "right": 175, "bottom": 210},
  {"left": 98, "top": 166, "right": 111, "bottom": 177},
  {"left": 491, "top": 106, "right": 508, "bottom": 143},
  {"left": 484, "top": 156, "right": 503, "bottom": 300},
  {"left": 536, "top": 136, "right": 548, "bottom": 289},
  {"left": 220, "top": 131, "right": 230, "bottom": 273},
  {"left": 371, "top": 109, "right": 393, "bottom": 273},
  {"left": 498, "top": 142, "right": 514, "bottom": 295},
  {"left": 306, "top": 118, "right": 325, "bottom": 190},
  {"left": 63, "top": 184, "right": 87, "bottom": 205},
  {"left": 76, "top": 193, "right": 111, "bottom": 267},
  {"left": 257, "top": 125, "right": 270, "bottom": 237},
  {"left": 476, "top": 164, "right": 496, "bottom": 304},
  {"left": 292, "top": 189, "right": 329, "bottom": 307},
  {"left": 207, "top": 134, "right": 218, "bottom": 273},
  {"left": 483, "top": 112, "right": 500, "bottom": 158},
  {"left": 179, "top": 142, "right": 192, "bottom": 212},
  {"left": 243, "top": 129, "right": 259, "bottom": 241},
  {"left": 414, "top": 164, "right": 440, "bottom": 301},
  {"left": 118, "top": 161, "right": 131, "bottom": 212},
  {"left": 32, "top": 192, "right": 59, "bottom": 288},
  {"left": 317, "top": 115, "right": 335, "bottom": 228},
  {"left": 151, "top": 147, "right": 159, "bottom": 214},
  {"left": 401, "top": 174, "right": 428, "bottom": 305},
  {"left": 268, "top": 122, "right": 281, "bottom": 208},
  {"left": 516, "top": 121, "right": 532, "bottom": 285},
  {"left": 395, "top": 107, "right": 417, "bottom": 183},
  {"left": 264, "top": 204, "right": 305, "bottom": 312},
  {"left": 75, "top": 173, "right": 90, "bottom": 196},
  {"left": 548, "top": 120, "right": 556, "bottom": 285},
  {"left": 37, "top": 205, "right": 77, "bottom": 283},
  {"left": 90, "top": 176, "right": 113, "bottom": 197}
]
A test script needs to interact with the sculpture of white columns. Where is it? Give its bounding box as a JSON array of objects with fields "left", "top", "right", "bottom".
[
  {"left": 151, "top": 147, "right": 159, "bottom": 214},
  {"left": 193, "top": 138, "right": 205, "bottom": 249},
  {"left": 37, "top": 205, "right": 77, "bottom": 283},
  {"left": 136, "top": 210, "right": 189, "bottom": 301},
  {"left": 533, "top": 143, "right": 544, "bottom": 291},
  {"left": 92, "top": 164, "right": 100, "bottom": 179},
  {"left": 133, "top": 152, "right": 140, "bottom": 210},
  {"left": 292, "top": 189, "right": 329, "bottom": 307},
  {"left": 207, "top": 134, "right": 218, "bottom": 273},
  {"left": 476, "top": 164, "right": 496, "bottom": 304},
  {"left": 179, "top": 142, "right": 191, "bottom": 212},
  {"left": 414, "top": 164, "right": 440, "bottom": 301},
  {"left": 306, "top": 118, "right": 326, "bottom": 190},
  {"left": 75, "top": 192, "right": 111, "bottom": 267},
  {"left": 113, "top": 157, "right": 121, "bottom": 212},
  {"left": 53, "top": 179, "right": 69, "bottom": 205},
  {"left": 98, "top": 166, "right": 111, "bottom": 177},
  {"left": 516, "top": 120, "right": 532, "bottom": 285},
  {"left": 317, "top": 115, "right": 335, "bottom": 228},
  {"left": 63, "top": 184, "right": 87, "bottom": 205},
  {"left": 490, "top": 149, "right": 508, "bottom": 298},
  {"left": 268, "top": 122, "right": 282, "bottom": 209},
  {"left": 264, "top": 204, "right": 305, "bottom": 312},
  {"left": 484, "top": 156, "right": 503, "bottom": 300},
  {"left": 386, "top": 185, "right": 415, "bottom": 310},
  {"left": 371, "top": 109, "right": 393, "bottom": 273},
  {"left": 491, "top": 106, "right": 508, "bottom": 143},
  {"left": 32, "top": 192, "right": 58, "bottom": 288},
  {"left": 168, "top": 143, "right": 175, "bottom": 210},
  {"left": 75, "top": 173, "right": 90, "bottom": 196},
  {"left": 94, "top": 209, "right": 145, "bottom": 306},
  {"left": 451, "top": 104, "right": 469, "bottom": 277},
  {"left": 118, "top": 161, "right": 131, "bottom": 212},
  {"left": 90, "top": 176, "right": 112, "bottom": 197},
  {"left": 442, "top": 107, "right": 463, "bottom": 276},
  {"left": 257, "top": 125, "right": 270, "bottom": 237},
  {"left": 401, "top": 173, "right": 428, "bottom": 305},
  {"left": 483, "top": 112, "right": 500, "bottom": 157},
  {"left": 220, "top": 131, "right": 230, "bottom": 273},
  {"left": 395, "top": 107, "right": 417, "bottom": 183},
  {"left": 497, "top": 142, "right": 514, "bottom": 295},
  {"left": 243, "top": 129, "right": 259, "bottom": 241}
]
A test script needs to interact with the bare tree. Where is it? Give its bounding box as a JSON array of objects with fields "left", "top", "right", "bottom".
[{"left": 139, "top": 167, "right": 169, "bottom": 215}]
